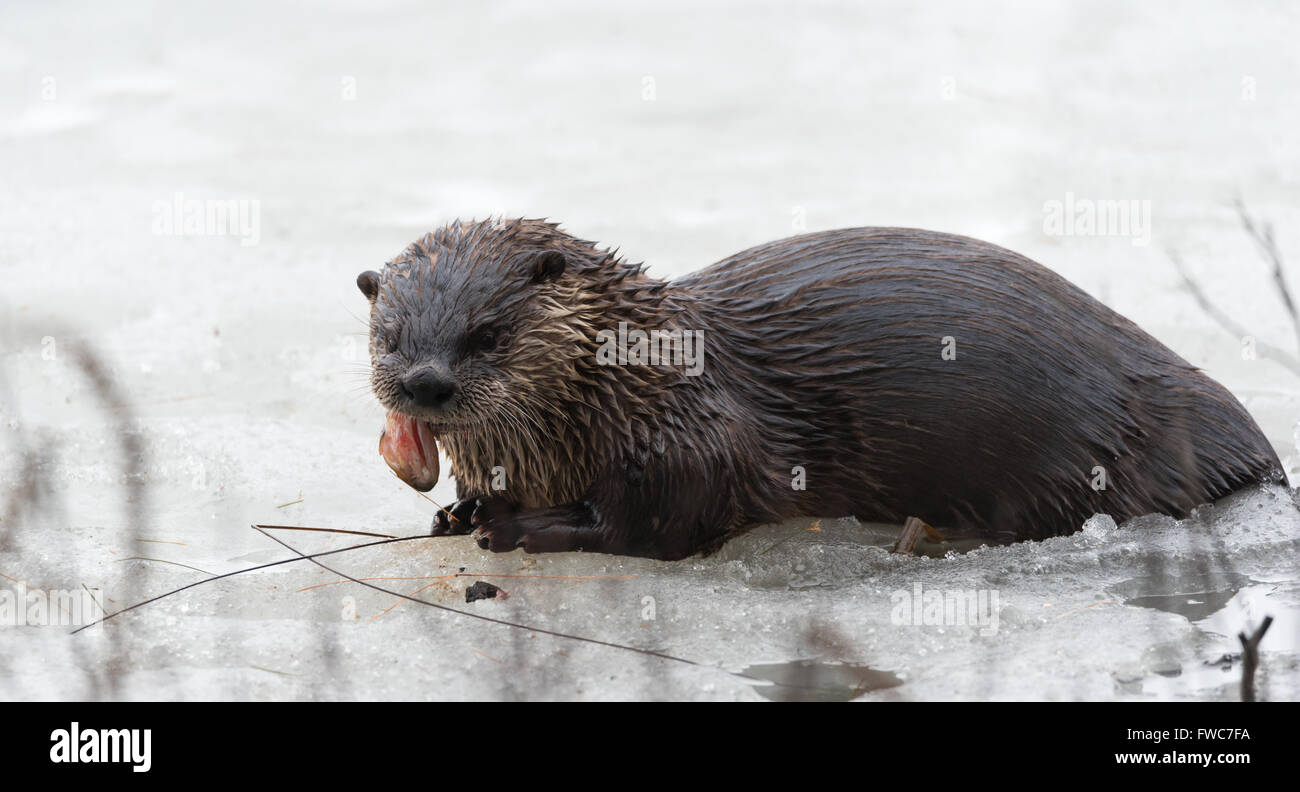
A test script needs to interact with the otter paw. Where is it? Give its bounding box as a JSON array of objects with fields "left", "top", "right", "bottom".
[
  {"left": 469, "top": 497, "right": 522, "bottom": 552},
  {"left": 431, "top": 498, "right": 479, "bottom": 536},
  {"left": 516, "top": 525, "right": 587, "bottom": 554}
]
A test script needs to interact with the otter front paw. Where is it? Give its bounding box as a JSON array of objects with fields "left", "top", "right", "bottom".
[
  {"left": 431, "top": 497, "right": 480, "bottom": 536},
  {"left": 469, "top": 497, "right": 522, "bottom": 552},
  {"left": 517, "top": 525, "right": 591, "bottom": 554}
]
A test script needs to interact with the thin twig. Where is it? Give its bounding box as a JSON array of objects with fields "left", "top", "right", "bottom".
[
  {"left": 71, "top": 534, "right": 428, "bottom": 634},
  {"left": 81, "top": 584, "right": 107, "bottom": 616},
  {"left": 1236, "top": 198, "right": 1300, "bottom": 355},
  {"left": 251, "top": 524, "right": 703, "bottom": 668},
  {"left": 256, "top": 524, "right": 396, "bottom": 539},
  {"left": 1168, "top": 248, "right": 1300, "bottom": 377},
  {"left": 254, "top": 525, "right": 861, "bottom": 697}
]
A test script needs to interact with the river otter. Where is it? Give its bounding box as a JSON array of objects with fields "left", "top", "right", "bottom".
[{"left": 359, "top": 219, "right": 1282, "bottom": 560}]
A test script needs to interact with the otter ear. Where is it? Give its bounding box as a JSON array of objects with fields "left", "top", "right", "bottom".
[
  {"left": 530, "top": 250, "right": 566, "bottom": 283},
  {"left": 357, "top": 270, "right": 381, "bottom": 301}
]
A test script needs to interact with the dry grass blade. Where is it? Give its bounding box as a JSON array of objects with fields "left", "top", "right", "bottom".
[
  {"left": 256, "top": 524, "right": 396, "bottom": 539},
  {"left": 118, "top": 556, "right": 215, "bottom": 576}
]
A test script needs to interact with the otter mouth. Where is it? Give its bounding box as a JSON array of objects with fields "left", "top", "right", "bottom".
[{"left": 379, "top": 411, "right": 440, "bottom": 491}]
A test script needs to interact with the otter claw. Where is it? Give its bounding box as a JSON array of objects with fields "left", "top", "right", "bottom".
[
  {"left": 431, "top": 498, "right": 478, "bottom": 536},
  {"left": 471, "top": 525, "right": 521, "bottom": 553},
  {"left": 468, "top": 497, "right": 521, "bottom": 552}
]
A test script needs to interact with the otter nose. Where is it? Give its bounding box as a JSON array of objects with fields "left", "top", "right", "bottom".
[{"left": 402, "top": 368, "right": 458, "bottom": 409}]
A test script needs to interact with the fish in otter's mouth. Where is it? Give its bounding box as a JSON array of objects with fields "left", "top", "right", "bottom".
[{"left": 378, "top": 411, "right": 440, "bottom": 492}]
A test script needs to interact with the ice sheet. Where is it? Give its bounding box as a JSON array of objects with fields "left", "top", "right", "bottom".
[{"left": 2, "top": 0, "right": 1298, "bottom": 700}]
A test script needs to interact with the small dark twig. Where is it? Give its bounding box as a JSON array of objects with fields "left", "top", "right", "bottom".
[
  {"left": 1238, "top": 615, "right": 1274, "bottom": 702},
  {"left": 893, "top": 516, "right": 928, "bottom": 555}
]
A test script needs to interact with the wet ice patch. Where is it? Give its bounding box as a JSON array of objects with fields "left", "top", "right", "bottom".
[{"left": 742, "top": 660, "right": 903, "bottom": 702}]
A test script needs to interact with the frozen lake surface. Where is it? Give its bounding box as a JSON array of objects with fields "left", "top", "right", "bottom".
[{"left": 2, "top": 0, "right": 1298, "bottom": 700}]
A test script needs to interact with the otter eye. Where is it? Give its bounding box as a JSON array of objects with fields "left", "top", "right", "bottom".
[
  {"left": 469, "top": 326, "right": 498, "bottom": 353},
  {"left": 385, "top": 332, "right": 399, "bottom": 354}
]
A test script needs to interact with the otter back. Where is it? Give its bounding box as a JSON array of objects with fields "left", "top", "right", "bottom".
[{"left": 679, "top": 227, "right": 1281, "bottom": 543}]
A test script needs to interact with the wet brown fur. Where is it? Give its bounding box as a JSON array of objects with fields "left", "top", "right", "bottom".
[{"left": 363, "top": 219, "right": 1283, "bottom": 560}]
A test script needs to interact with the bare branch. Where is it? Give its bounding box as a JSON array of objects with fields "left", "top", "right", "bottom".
[
  {"left": 1239, "top": 615, "right": 1274, "bottom": 702},
  {"left": 1235, "top": 197, "right": 1300, "bottom": 356},
  {"left": 1168, "top": 248, "right": 1300, "bottom": 378}
]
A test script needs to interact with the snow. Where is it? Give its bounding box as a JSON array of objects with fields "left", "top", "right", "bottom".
[{"left": 2, "top": 0, "right": 1298, "bottom": 700}]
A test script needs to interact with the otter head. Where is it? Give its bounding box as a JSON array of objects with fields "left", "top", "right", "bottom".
[{"left": 358, "top": 219, "right": 607, "bottom": 442}]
